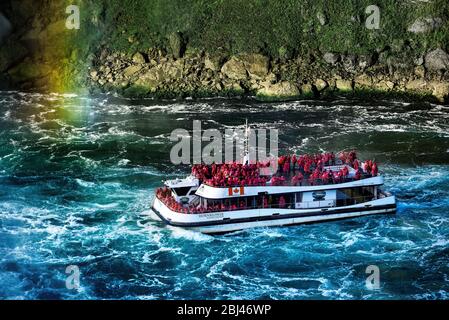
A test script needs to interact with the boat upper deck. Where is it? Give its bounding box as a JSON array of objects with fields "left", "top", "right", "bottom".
[
  {"left": 155, "top": 151, "right": 383, "bottom": 214},
  {"left": 191, "top": 151, "right": 379, "bottom": 188},
  {"left": 195, "top": 175, "right": 384, "bottom": 199},
  {"left": 155, "top": 175, "right": 384, "bottom": 214}
]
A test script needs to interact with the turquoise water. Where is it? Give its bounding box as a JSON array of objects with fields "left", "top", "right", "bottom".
[{"left": 0, "top": 91, "right": 448, "bottom": 299}]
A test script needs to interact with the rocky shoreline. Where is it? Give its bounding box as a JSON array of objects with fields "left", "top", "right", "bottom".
[
  {"left": 88, "top": 43, "right": 449, "bottom": 103},
  {"left": 1, "top": 1, "right": 449, "bottom": 103}
]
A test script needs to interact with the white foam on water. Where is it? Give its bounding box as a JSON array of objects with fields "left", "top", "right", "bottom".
[
  {"left": 167, "top": 226, "right": 214, "bottom": 242},
  {"left": 1, "top": 91, "right": 449, "bottom": 299},
  {"left": 118, "top": 158, "right": 130, "bottom": 166},
  {"left": 94, "top": 202, "right": 119, "bottom": 209},
  {"left": 252, "top": 228, "right": 284, "bottom": 238},
  {"left": 75, "top": 178, "right": 96, "bottom": 188}
]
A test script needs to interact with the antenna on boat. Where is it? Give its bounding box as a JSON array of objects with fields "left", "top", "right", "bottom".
[{"left": 243, "top": 119, "right": 250, "bottom": 165}]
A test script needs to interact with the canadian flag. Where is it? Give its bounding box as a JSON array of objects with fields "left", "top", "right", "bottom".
[{"left": 228, "top": 186, "right": 244, "bottom": 196}]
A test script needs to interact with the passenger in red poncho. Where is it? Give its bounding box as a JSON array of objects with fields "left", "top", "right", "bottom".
[
  {"left": 371, "top": 162, "right": 378, "bottom": 176},
  {"left": 283, "top": 161, "right": 290, "bottom": 174},
  {"left": 304, "top": 162, "right": 311, "bottom": 174},
  {"left": 279, "top": 196, "right": 286, "bottom": 208},
  {"left": 353, "top": 160, "right": 359, "bottom": 171}
]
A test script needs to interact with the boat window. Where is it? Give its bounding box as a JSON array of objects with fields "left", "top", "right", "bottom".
[
  {"left": 337, "top": 187, "right": 375, "bottom": 206},
  {"left": 248, "top": 196, "right": 256, "bottom": 208},
  {"left": 172, "top": 187, "right": 191, "bottom": 196},
  {"left": 187, "top": 188, "right": 197, "bottom": 196},
  {"left": 206, "top": 199, "right": 222, "bottom": 208},
  {"left": 362, "top": 186, "right": 375, "bottom": 198},
  {"left": 268, "top": 193, "right": 295, "bottom": 208},
  {"left": 337, "top": 189, "right": 351, "bottom": 200}
]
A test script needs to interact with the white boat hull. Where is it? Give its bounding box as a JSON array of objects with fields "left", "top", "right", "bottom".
[
  {"left": 148, "top": 196, "right": 396, "bottom": 234},
  {"left": 192, "top": 206, "right": 395, "bottom": 234},
  {"left": 141, "top": 209, "right": 162, "bottom": 221}
]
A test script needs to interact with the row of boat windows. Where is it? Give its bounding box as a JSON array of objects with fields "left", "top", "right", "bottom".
[
  {"left": 339, "top": 187, "right": 375, "bottom": 199},
  {"left": 199, "top": 187, "right": 376, "bottom": 208},
  {"left": 337, "top": 187, "right": 376, "bottom": 206},
  {"left": 173, "top": 186, "right": 376, "bottom": 198}
]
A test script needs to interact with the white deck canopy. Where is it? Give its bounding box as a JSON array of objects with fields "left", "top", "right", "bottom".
[
  {"left": 195, "top": 176, "right": 384, "bottom": 199},
  {"left": 164, "top": 175, "right": 199, "bottom": 188}
]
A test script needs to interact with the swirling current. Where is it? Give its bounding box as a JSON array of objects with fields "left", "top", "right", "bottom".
[{"left": 0, "top": 91, "right": 448, "bottom": 299}]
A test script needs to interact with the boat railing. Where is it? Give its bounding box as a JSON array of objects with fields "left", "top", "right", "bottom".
[
  {"left": 156, "top": 190, "right": 377, "bottom": 214},
  {"left": 202, "top": 173, "right": 374, "bottom": 188},
  {"left": 180, "top": 196, "right": 376, "bottom": 214}
]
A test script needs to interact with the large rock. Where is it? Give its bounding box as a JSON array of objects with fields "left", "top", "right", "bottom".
[
  {"left": 168, "top": 32, "right": 185, "bottom": 59},
  {"left": 221, "top": 57, "right": 247, "bottom": 80},
  {"left": 89, "top": 69, "right": 98, "bottom": 80},
  {"left": 314, "top": 79, "right": 328, "bottom": 91},
  {"left": 408, "top": 17, "right": 442, "bottom": 33},
  {"left": 386, "top": 55, "right": 412, "bottom": 74},
  {"left": 257, "top": 81, "right": 300, "bottom": 99},
  {"left": 132, "top": 52, "right": 146, "bottom": 64},
  {"left": 404, "top": 79, "right": 449, "bottom": 102},
  {"left": 241, "top": 54, "right": 269, "bottom": 79},
  {"left": 323, "top": 52, "right": 340, "bottom": 65},
  {"left": 221, "top": 54, "right": 269, "bottom": 80},
  {"left": 430, "top": 82, "right": 449, "bottom": 102},
  {"left": 414, "top": 65, "right": 426, "bottom": 78},
  {"left": 354, "top": 74, "right": 373, "bottom": 89},
  {"left": 374, "top": 79, "right": 395, "bottom": 91},
  {"left": 123, "top": 65, "right": 142, "bottom": 78},
  {"left": 425, "top": 48, "right": 449, "bottom": 71},
  {"left": 342, "top": 54, "right": 357, "bottom": 73},
  {"left": 358, "top": 54, "right": 374, "bottom": 70},
  {"left": 163, "top": 60, "right": 184, "bottom": 79},
  {"left": 405, "top": 79, "right": 429, "bottom": 92},
  {"left": 259, "top": 73, "right": 277, "bottom": 89},
  {"left": 301, "top": 83, "right": 314, "bottom": 96},
  {"left": 336, "top": 79, "right": 353, "bottom": 91},
  {"left": 135, "top": 60, "right": 183, "bottom": 88},
  {"left": 135, "top": 68, "right": 161, "bottom": 88},
  {"left": 414, "top": 55, "right": 424, "bottom": 66},
  {"left": 204, "top": 54, "right": 222, "bottom": 71}
]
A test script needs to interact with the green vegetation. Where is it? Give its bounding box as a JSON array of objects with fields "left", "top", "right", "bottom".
[
  {"left": 1, "top": 0, "right": 448, "bottom": 99},
  {"left": 73, "top": 0, "right": 449, "bottom": 58}
]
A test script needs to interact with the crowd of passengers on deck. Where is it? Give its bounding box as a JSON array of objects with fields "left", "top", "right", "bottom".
[
  {"left": 156, "top": 186, "right": 291, "bottom": 214},
  {"left": 191, "top": 151, "right": 378, "bottom": 187},
  {"left": 155, "top": 151, "right": 379, "bottom": 214}
]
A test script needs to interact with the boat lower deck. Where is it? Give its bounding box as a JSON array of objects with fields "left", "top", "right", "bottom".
[{"left": 147, "top": 196, "right": 396, "bottom": 234}]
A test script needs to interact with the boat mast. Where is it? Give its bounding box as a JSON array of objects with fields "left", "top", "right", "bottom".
[{"left": 243, "top": 119, "right": 249, "bottom": 165}]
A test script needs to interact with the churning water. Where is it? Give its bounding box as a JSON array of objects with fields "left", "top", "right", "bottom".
[{"left": 0, "top": 91, "right": 448, "bottom": 299}]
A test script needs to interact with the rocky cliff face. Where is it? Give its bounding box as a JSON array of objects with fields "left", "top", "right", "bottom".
[
  {"left": 88, "top": 46, "right": 449, "bottom": 102},
  {"left": 0, "top": 0, "right": 448, "bottom": 102},
  {"left": 0, "top": 1, "right": 87, "bottom": 92}
]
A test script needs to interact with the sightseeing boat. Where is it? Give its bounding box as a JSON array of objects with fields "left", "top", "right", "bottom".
[{"left": 145, "top": 150, "right": 396, "bottom": 235}]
